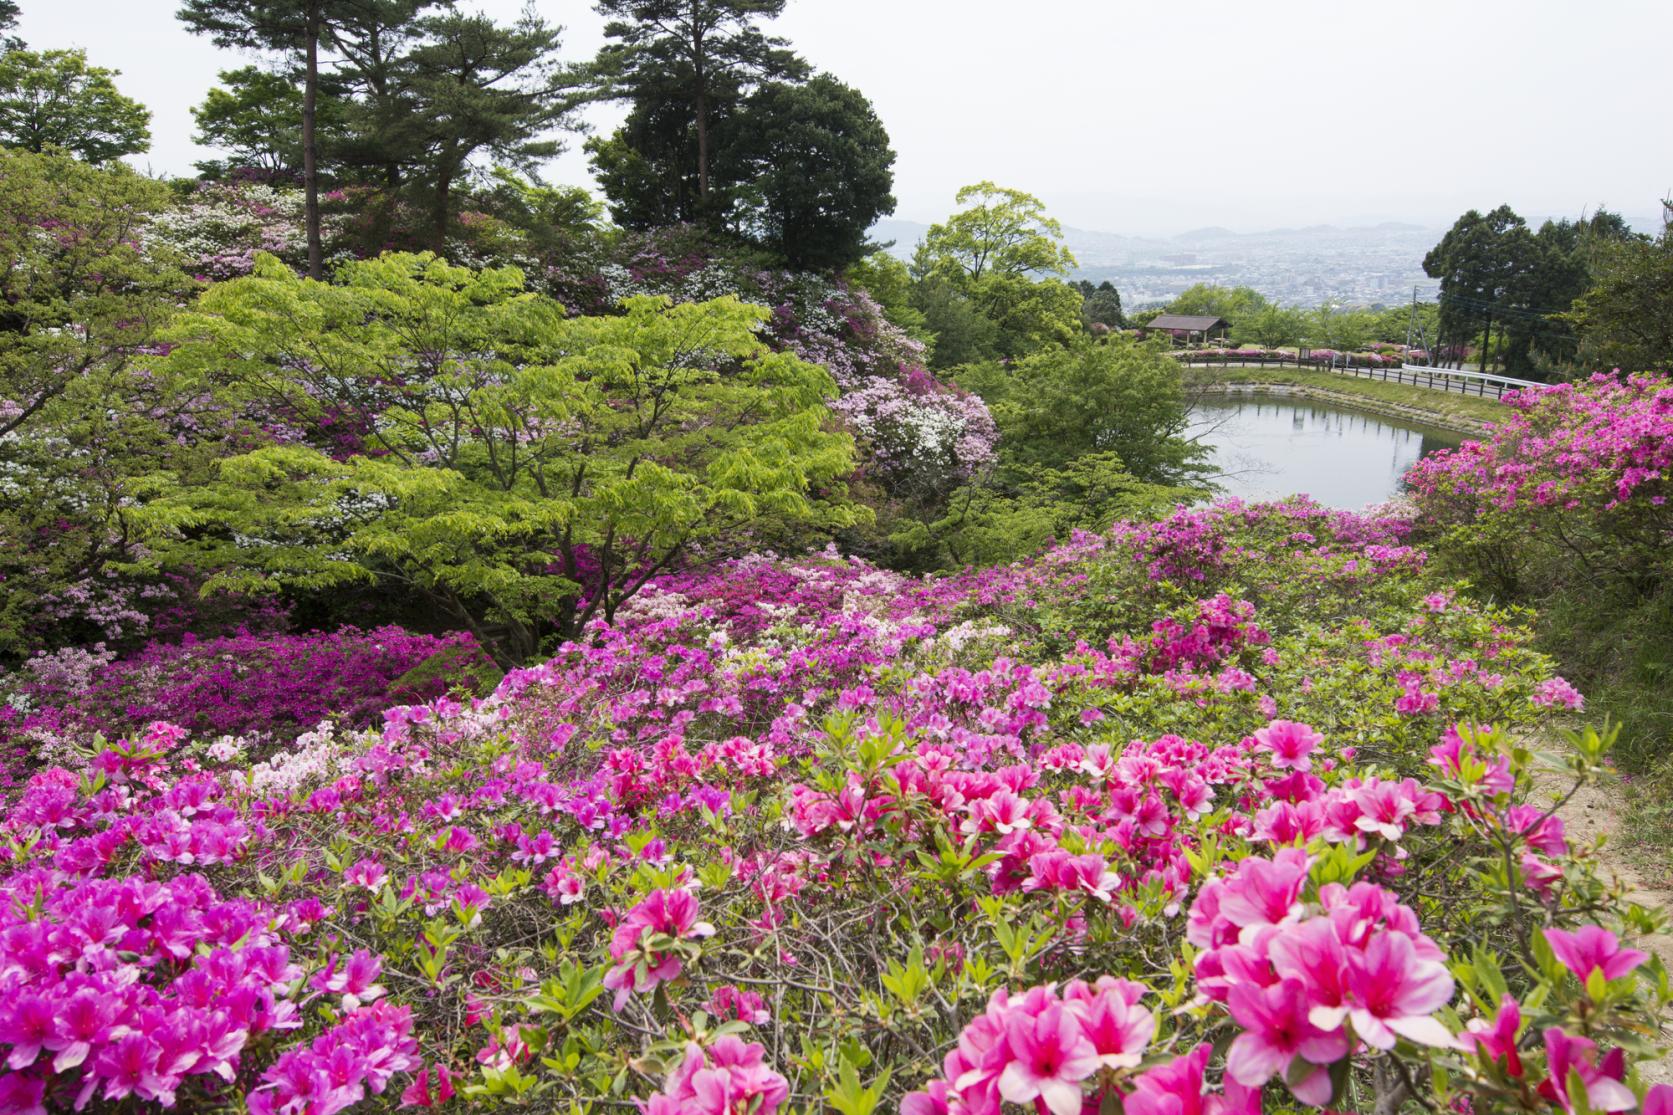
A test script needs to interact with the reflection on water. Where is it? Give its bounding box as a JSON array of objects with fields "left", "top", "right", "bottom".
[{"left": 1188, "top": 396, "right": 1461, "bottom": 509}]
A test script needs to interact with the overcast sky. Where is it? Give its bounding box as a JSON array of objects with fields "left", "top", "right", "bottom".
[{"left": 16, "top": 0, "right": 1673, "bottom": 236}]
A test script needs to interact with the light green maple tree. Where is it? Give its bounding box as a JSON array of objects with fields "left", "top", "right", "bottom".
[{"left": 142, "top": 252, "right": 861, "bottom": 664}]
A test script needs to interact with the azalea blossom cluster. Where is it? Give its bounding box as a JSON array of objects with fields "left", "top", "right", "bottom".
[
  {"left": 0, "top": 872, "right": 304, "bottom": 1109},
  {"left": 144, "top": 180, "right": 352, "bottom": 281},
  {"left": 1171, "top": 345, "right": 1402, "bottom": 368},
  {"left": 0, "top": 626, "right": 492, "bottom": 766},
  {"left": 1408, "top": 372, "right": 1673, "bottom": 513},
  {"left": 902, "top": 978, "right": 1159, "bottom": 1115},
  {"left": 1187, "top": 850, "right": 1456, "bottom": 1103},
  {"left": 603, "top": 888, "right": 714, "bottom": 1009}
]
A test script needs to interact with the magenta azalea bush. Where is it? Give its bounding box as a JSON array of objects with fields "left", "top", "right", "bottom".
[
  {"left": 0, "top": 499, "right": 1667, "bottom": 1113},
  {"left": 1408, "top": 372, "right": 1672, "bottom": 523},
  {"left": 0, "top": 627, "right": 494, "bottom": 781},
  {"left": 1407, "top": 371, "right": 1673, "bottom": 760}
]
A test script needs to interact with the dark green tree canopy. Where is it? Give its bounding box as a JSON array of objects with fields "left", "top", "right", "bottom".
[
  {"left": 1567, "top": 203, "right": 1673, "bottom": 373},
  {"left": 721, "top": 74, "right": 895, "bottom": 271},
  {"left": 1073, "top": 279, "right": 1125, "bottom": 330},
  {"left": 585, "top": 81, "right": 714, "bottom": 229},
  {"left": 591, "top": 0, "right": 807, "bottom": 211},
  {"left": 191, "top": 65, "right": 344, "bottom": 176},
  {"left": 389, "top": 10, "right": 578, "bottom": 249},
  {"left": 1423, "top": 204, "right": 1639, "bottom": 375},
  {"left": 0, "top": 0, "right": 22, "bottom": 51},
  {"left": 0, "top": 48, "right": 151, "bottom": 162}
]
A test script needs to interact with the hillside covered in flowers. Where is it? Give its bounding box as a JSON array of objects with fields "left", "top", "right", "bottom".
[
  {"left": 4, "top": 2, "right": 1673, "bottom": 1106},
  {"left": 4, "top": 488, "right": 1672, "bottom": 1114}
]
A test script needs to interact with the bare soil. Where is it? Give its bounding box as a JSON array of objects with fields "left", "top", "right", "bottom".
[{"left": 1558, "top": 776, "right": 1673, "bottom": 1084}]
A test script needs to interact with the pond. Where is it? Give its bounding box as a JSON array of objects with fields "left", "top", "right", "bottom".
[{"left": 1187, "top": 394, "right": 1463, "bottom": 509}]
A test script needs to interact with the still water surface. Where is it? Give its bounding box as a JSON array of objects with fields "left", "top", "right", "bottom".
[{"left": 1188, "top": 395, "right": 1462, "bottom": 509}]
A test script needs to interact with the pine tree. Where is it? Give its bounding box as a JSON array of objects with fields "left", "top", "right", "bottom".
[
  {"left": 178, "top": 0, "right": 349, "bottom": 277},
  {"left": 392, "top": 10, "right": 577, "bottom": 251},
  {"left": 591, "top": 0, "right": 807, "bottom": 215}
]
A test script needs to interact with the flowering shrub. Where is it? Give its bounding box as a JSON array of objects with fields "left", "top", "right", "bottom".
[
  {"left": 146, "top": 181, "right": 352, "bottom": 281},
  {"left": 1407, "top": 371, "right": 1673, "bottom": 761},
  {"left": 0, "top": 499, "right": 1666, "bottom": 1113},
  {"left": 1170, "top": 346, "right": 1400, "bottom": 367},
  {"left": 0, "top": 627, "right": 494, "bottom": 776},
  {"left": 589, "top": 234, "right": 999, "bottom": 498},
  {"left": 1409, "top": 372, "right": 1672, "bottom": 521}
]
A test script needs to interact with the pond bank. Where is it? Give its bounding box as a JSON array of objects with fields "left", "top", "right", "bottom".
[{"left": 1184, "top": 367, "right": 1501, "bottom": 436}]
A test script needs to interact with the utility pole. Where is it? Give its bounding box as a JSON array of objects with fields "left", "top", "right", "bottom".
[{"left": 1406, "top": 285, "right": 1418, "bottom": 358}]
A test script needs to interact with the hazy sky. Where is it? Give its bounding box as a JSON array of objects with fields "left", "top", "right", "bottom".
[{"left": 16, "top": 0, "right": 1673, "bottom": 236}]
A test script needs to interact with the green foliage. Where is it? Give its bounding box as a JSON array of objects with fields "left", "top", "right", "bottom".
[
  {"left": 1567, "top": 206, "right": 1673, "bottom": 374},
  {"left": 0, "top": 1, "right": 19, "bottom": 51},
  {"left": 143, "top": 252, "right": 863, "bottom": 665},
  {"left": 474, "top": 167, "right": 607, "bottom": 271},
  {"left": 1418, "top": 204, "right": 1634, "bottom": 375},
  {"left": 1165, "top": 282, "right": 1269, "bottom": 327},
  {"left": 967, "top": 272, "right": 1084, "bottom": 358},
  {"left": 0, "top": 48, "right": 151, "bottom": 162},
  {"left": 388, "top": 640, "right": 505, "bottom": 702},
  {"left": 190, "top": 65, "right": 351, "bottom": 177},
  {"left": 987, "top": 339, "right": 1211, "bottom": 487},
  {"left": 584, "top": 86, "right": 707, "bottom": 229},
  {"left": 900, "top": 452, "right": 1187, "bottom": 568},
  {"left": 846, "top": 251, "right": 929, "bottom": 340},
  {"left": 895, "top": 338, "right": 1209, "bottom": 568},
  {"left": 1072, "top": 278, "right": 1125, "bottom": 330},
  {"left": 0, "top": 150, "right": 191, "bottom": 660},
  {"left": 1233, "top": 302, "right": 1309, "bottom": 347},
  {"left": 917, "top": 181, "right": 1077, "bottom": 283},
  {"left": 720, "top": 75, "right": 895, "bottom": 271},
  {"left": 912, "top": 183, "right": 1084, "bottom": 356},
  {"left": 908, "top": 277, "right": 999, "bottom": 370},
  {"left": 591, "top": 0, "right": 807, "bottom": 214},
  {"left": 1310, "top": 301, "right": 1374, "bottom": 352},
  {"left": 387, "top": 10, "right": 579, "bottom": 249}
]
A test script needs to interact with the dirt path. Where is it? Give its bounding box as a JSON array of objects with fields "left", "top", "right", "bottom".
[{"left": 1558, "top": 776, "right": 1673, "bottom": 1084}]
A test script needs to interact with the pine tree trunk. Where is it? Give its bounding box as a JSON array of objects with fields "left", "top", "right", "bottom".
[
  {"left": 303, "top": 6, "right": 324, "bottom": 280},
  {"left": 695, "top": 84, "right": 709, "bottom": 202},
  {"left": 432, "top": 163, "right": 453, "bottom": 254}
]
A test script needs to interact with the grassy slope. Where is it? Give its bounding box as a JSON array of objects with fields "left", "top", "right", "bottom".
[{"left": 1183, "top": 366, "right": 1507, "bottom": 432}]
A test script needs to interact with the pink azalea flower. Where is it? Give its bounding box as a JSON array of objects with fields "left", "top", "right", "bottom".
[
  {"left": 0, "top": 1072, "right": 45, "bottom": 1115},
  {"left": 1215, "top": 848, "right": 1310, "bottom": 940},
  {"left": 1462, "top": 994, "right": 1523, "bottom": 1077},
  {"left": 1532, "top": 676, "right": 1585, "bottom": 710},
  {"left": 1125, "top": 1043, "right": 1261, "bottom": 1115},
  {"left": 996, "top": 1001, "right": 1102, "bottom": 1115},
  {"left": 1225, "top": 977, "right": 1348, "bottom": 1106},
  {"left": 655, "top": 1037, "right": 789, "bottom": 1115},
  {"left": 400, "top": 1064, "right": 456, "bottom": 1108},
  {"left": 1062, "top": 977, "right": 1155, "bottom": 1069},
  {"left": 1536, "top": 1028, "right": 1634, "bottom": 1114},
  {"left": 604, "top": 889, "right": 715, "bottom": 1010},
  {"left": 1544, "top": 926, "right": 1648, "bottom": 985},
  {"left": 1267, "top": 918, "right": 1351, "bottom": 1031},
  {"left": 1344, "top": 930, "right": 1457, "bottom": 1049},
  {"left": 1253, "top": 720, "right": 1323, "bottom": 771}
]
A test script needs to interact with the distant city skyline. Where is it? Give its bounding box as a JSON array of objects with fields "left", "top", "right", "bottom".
[{"left": 14, "top": 0, "right": 1673, "bottom": 237}]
